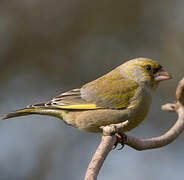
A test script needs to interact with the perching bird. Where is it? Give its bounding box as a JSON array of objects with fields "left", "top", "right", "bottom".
[{"left": 0, "top": 58, "right": 171, "bottom": 135}]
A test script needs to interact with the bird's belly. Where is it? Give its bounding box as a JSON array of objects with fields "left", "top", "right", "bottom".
[
  {"left": 122, "top": 104, "right": 150, "bottom": 132},
  {"left": 63, "top": 91, "right": 152, "bottom": 133},
  {"left": 63, "top": 108, "right": 131, "bottom": 133},
  {"left": 63, "top": 105, "right": 149, "bottom": 133}
]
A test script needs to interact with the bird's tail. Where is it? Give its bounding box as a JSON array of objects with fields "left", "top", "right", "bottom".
[{"left": 0, "top": 107, "right": 63, "bottom": 120}]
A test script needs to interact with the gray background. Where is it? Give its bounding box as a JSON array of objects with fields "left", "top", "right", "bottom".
[{"left": 0, "top": 1, "right": 183, "bottom": 180}]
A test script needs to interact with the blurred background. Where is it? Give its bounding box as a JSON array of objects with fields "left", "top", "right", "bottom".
[{"left": 0, "top": 0, "right": 183, "bottom": 179}]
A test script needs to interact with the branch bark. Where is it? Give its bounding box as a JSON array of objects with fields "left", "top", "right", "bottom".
[
  {"left": 84, "top": 136, "right": 117, "bottom": 180},
  {"left": 84, "top": 77, "right": 184, "bottom": 180}
]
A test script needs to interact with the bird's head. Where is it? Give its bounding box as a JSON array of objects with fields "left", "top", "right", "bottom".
[{"left": 120, "top": 58, "right": 172, "bottom": 89}]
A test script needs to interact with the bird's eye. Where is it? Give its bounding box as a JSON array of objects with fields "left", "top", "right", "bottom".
[{"left": 145, "top": 65, "right": 152, "bottom": 71}]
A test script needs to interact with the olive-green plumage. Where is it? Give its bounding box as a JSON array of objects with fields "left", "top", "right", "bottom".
[{"left": 0, "top": 58, "right": 171, "bottom": 133}]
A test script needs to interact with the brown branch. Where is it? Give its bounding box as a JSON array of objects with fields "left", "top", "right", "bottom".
[
  {"left": 125, "top": 105, "right": 184, "bottom": 150},
  {"left": 84, "top": 77, "right": 184, "bottom": 180},
  {"left": 84, "top": 135, "right": 116, "bottom": 180}
]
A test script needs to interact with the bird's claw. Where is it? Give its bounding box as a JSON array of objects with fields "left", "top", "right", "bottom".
[
  {"left": 113, "top": 132, "right": 127, "bottom": 150},
  {"left": 101, "top": 125, "right": 127, "bottom": 150}
]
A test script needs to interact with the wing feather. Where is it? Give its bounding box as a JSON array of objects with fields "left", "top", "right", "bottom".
[
  {"left": 81, "top": 68, "right": 138, "bottom": 109},
  {"left": 31, "top": 68, "right": 138, "bottom": 110}
]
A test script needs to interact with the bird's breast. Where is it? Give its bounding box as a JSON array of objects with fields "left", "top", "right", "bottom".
[{"left": 122, "top": 87, "right": 152, "bottom": 131}]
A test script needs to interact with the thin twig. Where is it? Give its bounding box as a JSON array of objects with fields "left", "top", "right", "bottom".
[
  {"left": 84, "top": 135, "right": 116, "bottom": 180},
  {"left": 125, "top": 105, "right": 184, "bottom": 150}
]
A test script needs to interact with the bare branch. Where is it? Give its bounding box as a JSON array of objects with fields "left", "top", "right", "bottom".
[
  {"left": 84, "top": 135, "right": 116, "bottom": 180},
  {"left": 85, "top": 77, "right": 184, "bottom": 180},
  {"left": 125, "top": 105, "right": 184, "bottom": 150},
  {"left": 176, "top": 78, "right": 184, "bottom": 105}
]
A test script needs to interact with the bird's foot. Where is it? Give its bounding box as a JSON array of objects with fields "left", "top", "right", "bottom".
[
  {"left": 101, "top": 125, "right": 127, "bottom": 150},
  {"left": 113, "top": 132, "right": 127, "bottom": 150}
]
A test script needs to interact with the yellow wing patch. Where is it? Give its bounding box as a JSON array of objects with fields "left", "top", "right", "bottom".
[{"left": 58, "top": 103, "right": 101, "bottom": 110}]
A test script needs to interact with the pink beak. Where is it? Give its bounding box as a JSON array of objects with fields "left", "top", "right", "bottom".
[{"left": 154, "top": 68, "right": 172, "bottom": 82}]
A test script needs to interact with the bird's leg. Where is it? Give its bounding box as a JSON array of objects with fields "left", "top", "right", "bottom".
[
  {"left": 101, "top": 121, "right": 129, "bottom": 150},
  {"left": 114, "top": 132, "right": 127, "bottom": 150}
]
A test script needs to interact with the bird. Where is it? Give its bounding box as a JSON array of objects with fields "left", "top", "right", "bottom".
[{"left": 0, "top": 58, "right": 171, "bottom": 136}]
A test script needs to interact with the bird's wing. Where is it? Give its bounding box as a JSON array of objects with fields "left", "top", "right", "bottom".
[
  {"left": 81, "top": 71, "right": 138, "bottom": 109},
  {"left": 50, "top": 88, "right": 100, "bottom": 109},
  {"left": 31, "top": 70, "right": 138, "bottom": 110},
  {"left": 30, "top": 88, "right": 100, "bottom": 110}
]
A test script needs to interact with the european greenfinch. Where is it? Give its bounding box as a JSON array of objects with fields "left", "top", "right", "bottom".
[{"left": 0, "top": 58, "right": 171, "bottom": 134}]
